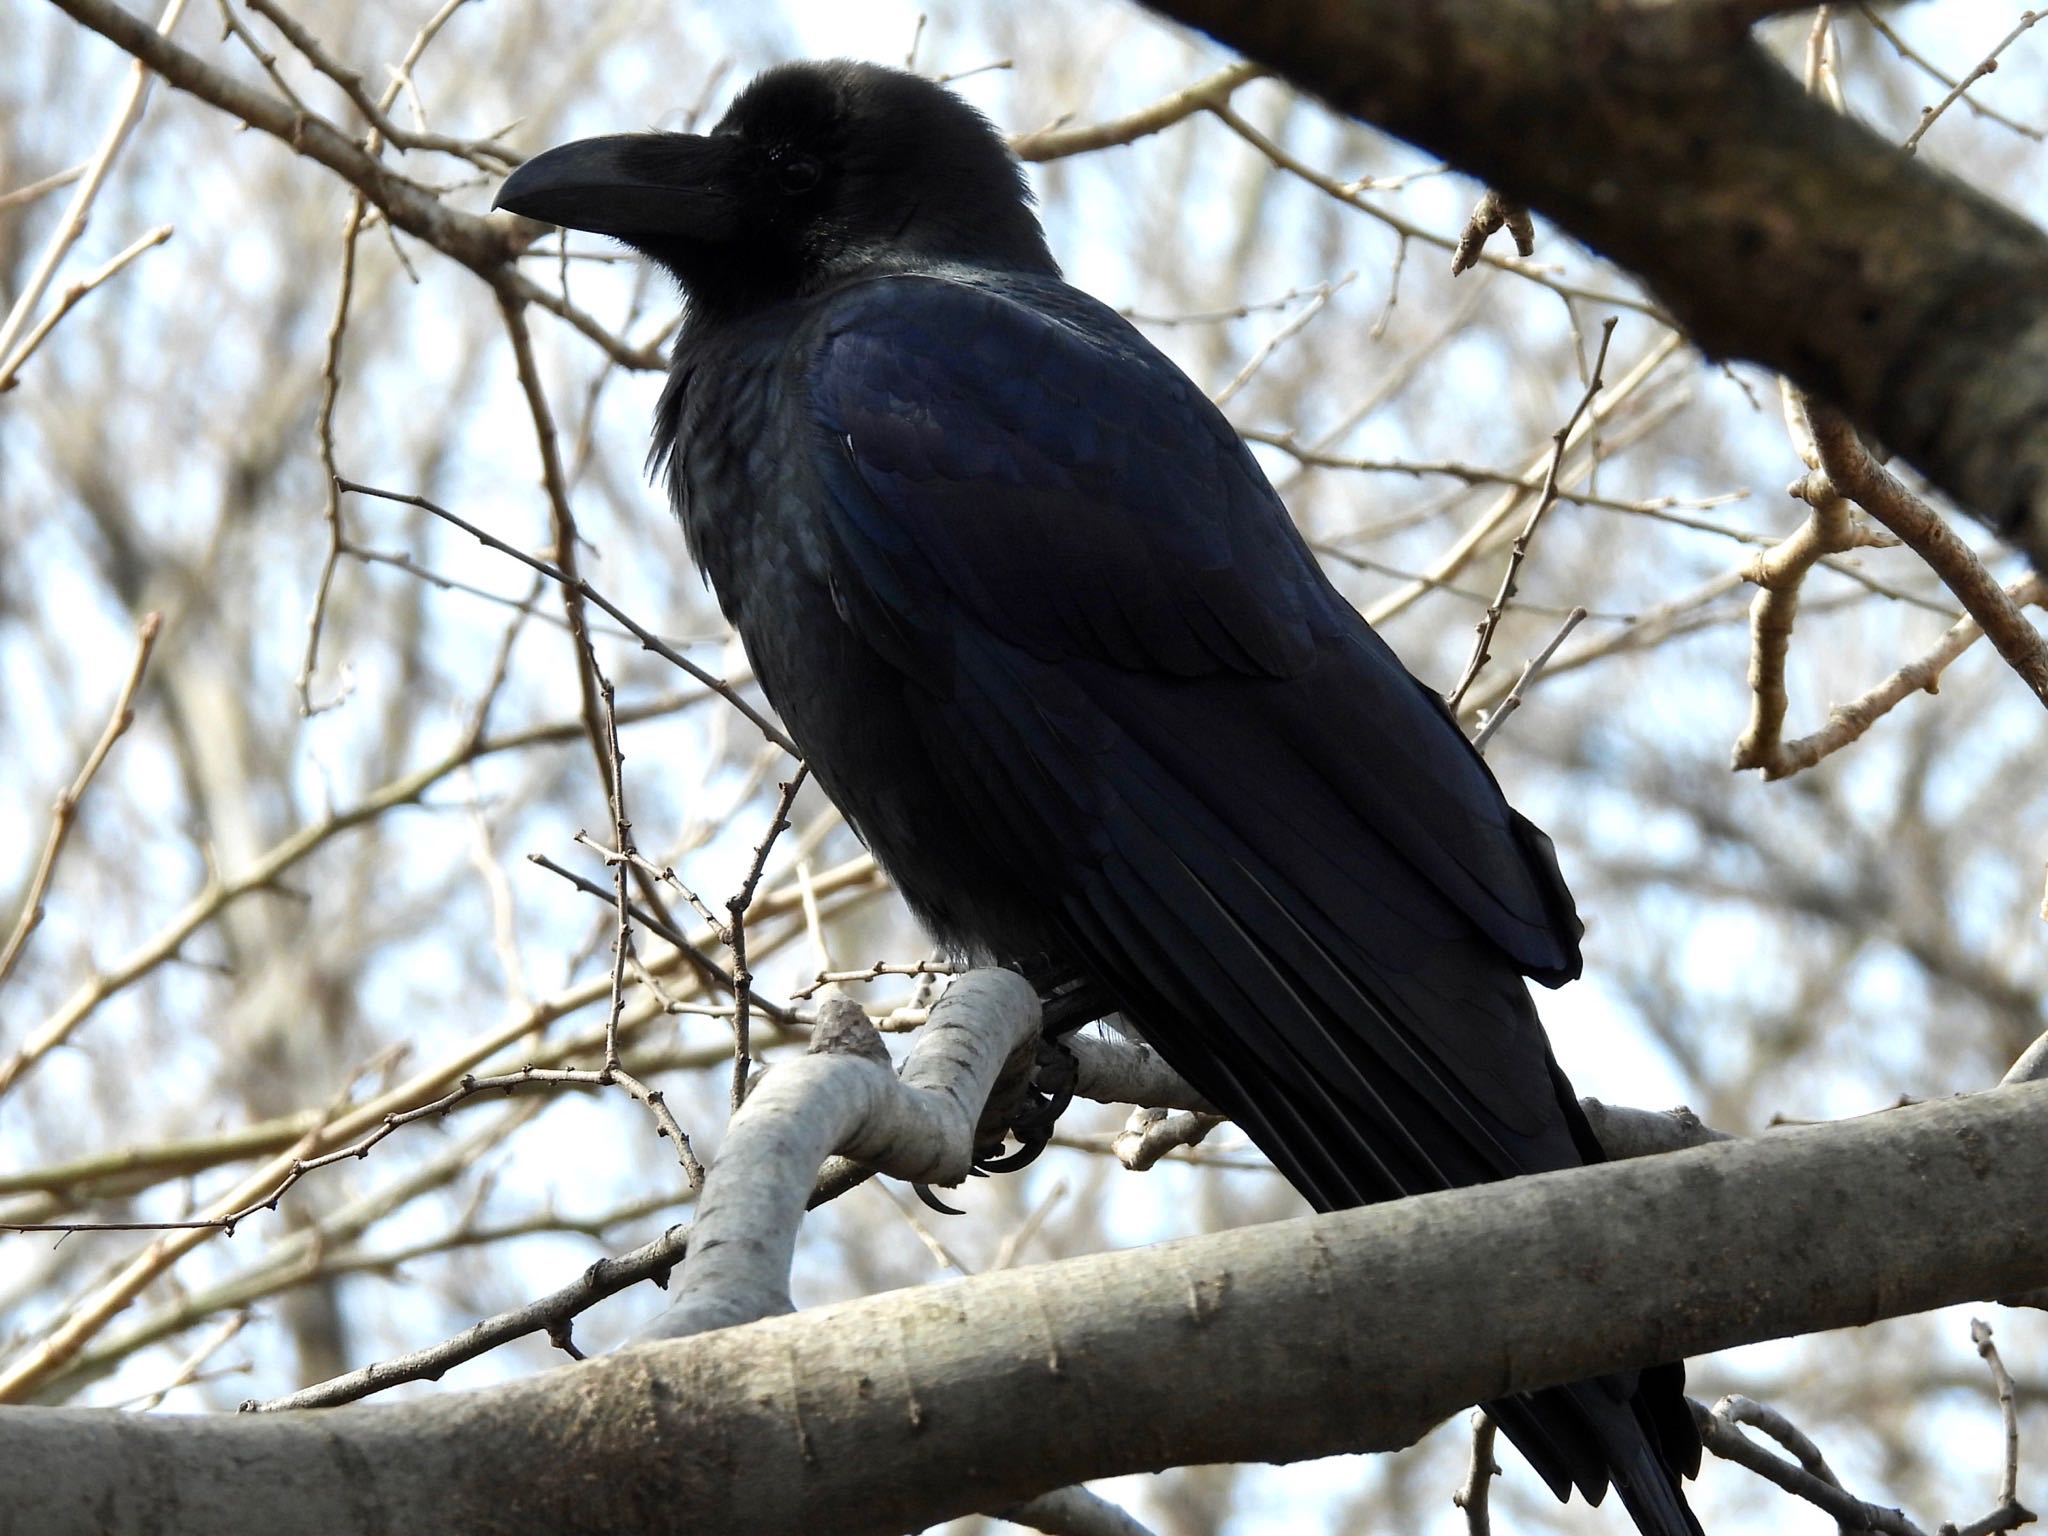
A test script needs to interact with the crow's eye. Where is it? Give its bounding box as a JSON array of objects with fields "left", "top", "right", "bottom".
[{"left": 777, "top": 156, "right": 821, "bottom": 194}]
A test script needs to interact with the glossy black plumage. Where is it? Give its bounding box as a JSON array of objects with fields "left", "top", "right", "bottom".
[{"left": 495, "top": 60, "right": 1702, "bottom": 1535}]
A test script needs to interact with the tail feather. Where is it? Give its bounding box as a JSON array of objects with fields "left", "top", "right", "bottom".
[
  {"left": 1606, "top": 1392, "right": 1706, "bottom": 1536},
  {"left": 1489, "top": 1381, "right": 1703, "bottom": 1536}
]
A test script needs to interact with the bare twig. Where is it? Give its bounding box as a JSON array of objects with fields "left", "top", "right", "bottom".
[
  {"left": 569, "top": 835, "right": 725, "bottom": 945},
  {"left": 0, "top": 0, "right": 191, "bottom": 372},
  {"left": 791, "top": 958, "right": 964, "bottom": 1001},
  {"left": 594, "top": 677, "right": 634, "bottom": 1073},
  {"left": 0, "top": 840, "right": 868, "bottom": 1403},
  {"left": 0, "top": 224, "right": 174, "bottom": 393},
  {"left": 1365, "top": 332, "right": 1687, "bottom": 628},
  {"left": 1206, "top": 99, "right": 1667, "bottom": 323},
  {"left": 0, "top": 612, "right": 163, "bottom": 993},
  {"left": 1767, "top": 572, "right": 2048, "bottom": 779},
  {"left": 1110, "top": 1108, "right": 1223, "bottom": 1171},
  {"left": 1805, "top": 405, "right": 2048, "bottom": 708},
  {"left": 294, "top": 195, "right": 368, "bottom": 717},
  {"left": 1729, "top": 470, "right": 1885, "bottom": 775},
  {"left": 1954, "top": 1319, "right": 2030, "bottom": 1534},
  {"left": 1452, "top": 1409, "right": 1500, "bottom": 1536},
  {"left": 1011, "top": 61, "right": 1264, "bottom": 160},
  {"left": 1738, "top": 389, "right": 2048, "bottom": 777},
  {"left": 245, "top": 1221, "right": 692, "bottom": 1411},
  {"left": 1211, "top": 272, "right": 1354, "bottom": 405},
  {"left": 0, "top": 693, "right": 710, "bottom": 1103},
  {"left": 1695, "top": 1394, "right": 1927, "bottom": 1535},
  {"left": 242, "top": 0, "right": 518, "bottom": 170},
  {"left": 1901, "top": 10, "right": 2044, "bottom": 152},
  {"left": 0, "top": 162, "right": 88, "bottom": 213},
  {"left": 990, "top": 1178, "right": 1068, "bottom": 1272},
  {"left": 727, "top": 771, "right": 810, "bottom": 1110},
  {"left": 1446, "top": 318, "right": 1615, "bottom": 715},
  {"left": 0, "top": 1063, "right": 696, "bottom": 1237},
  {"left": 1860, "top": 5, "right": 2041, "bottom": 142},
  {"left": 530, "top": 849, "right": 797, "bottom": 1028},
  {"left": 334, "top": 478, "right": 799, "bottom": 754},
  {"left": 119, "top": 1310, "right": 250, "bottom": 1413},
  {"left": 1469, "top": 605, "right": 1588, "bottom": 752}
]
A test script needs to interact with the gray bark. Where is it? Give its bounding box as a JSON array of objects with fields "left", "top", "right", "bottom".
[
  {"left": 6, "top": 1079, "right": 2046, "bottom": 1536},
  {"left": 641, "top": 970, "right": 1042, "bottom": 1340}
]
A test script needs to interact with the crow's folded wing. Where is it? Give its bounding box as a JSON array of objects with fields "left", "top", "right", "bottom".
[{"left": 805, "top": 271, "right": 1587, "bottom": 1194}]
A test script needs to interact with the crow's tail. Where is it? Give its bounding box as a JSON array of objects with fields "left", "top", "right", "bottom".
[{"left": 1489, "top": 1361, "right": 1704, "bottom": 1536}]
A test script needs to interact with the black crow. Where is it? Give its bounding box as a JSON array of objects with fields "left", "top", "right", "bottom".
[{"left": 495, "top": 59, "right": 1702, "bottom": 1535}]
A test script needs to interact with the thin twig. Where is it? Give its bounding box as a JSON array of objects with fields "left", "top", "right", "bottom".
[
  {"left": 527, "top": 852, "right": 793, "bottom": 1027},
  {"left": 1805, "top": 404, "right": 2048, "bottom": 708},
  {"left": 0, "top": 692, "right": 713, "bottom": 1103},
  {"left": 246, "top": 1030, "right": 932, "bottom": 1415},
  {"left": 1729, "top": 462, "right": 1887, "bottom": 775},
  {"left": 572, "top": 833, "right": 726, "bottom": 936},
  {"left": 1366, "top": 331, "right": 1687, "bottom": 628},
  {"left": 295, "top": 194, "right": 368, "bottom": 716},
  {"left": 597, "top": 677, "right": 633, "bottom": 1073},
  {"left": 792, "top": 959, "right": 965, "bottom": 1001},
  {"left": 334, "top": 478, "right": 799, "bottom": 754},
  {"left": 1860, "top": 5, "right": 2041, "bottom": 142},
  {"left": 1452, "top": 1409, "right": 1499, "bottom": 1536},
  {"left": 0, "top": 1063, "right": 696, "bottom": 1236},
  {"left": 1470, "top": 605, "right": 1588, "bottom": 752},
  {"left": 1206, "top": 100, "right": 1666, "bottom": 323},
  {"left": 0, "top": 0, "right": 191, "bottom": 371},
  {"left": 0, "top": 223, "right": 174, "bottom": 393},
  {"left": 0, "top": 162, "right": 87, "bottom": 213},
  {"left": 727, "top": 771, "right": 810, "bottom": 1110},
  {"left": 0, "top": 612, "right": 163, "bottom": 991},
  {"left": 118, "top": 1310, "right": 251, "bottom": 1412},
  {"left": 1901, "top": 9, "right": 2044, "bottom": 152},
  {"left": 244, "top": 1222, "right": 694, "bottom": 1411},
  {"left": 1010, "top": 61, "right": 1264, "bottom": 160},
  {"left": 1763, "top": 572, "right": 2048, "bottom": 779},
  {"left": 1446, "top": 318, "right": 1616, "bottom": 714},
  {"left": 1963, "top": 1320, "right": 2027, "bottom": 1524},
  {"left": 0, "top": 845, "right": 875, "bottom": 1400},
  {"left": 1212, "top": 272, "right": 1354, "bottom": 406},
  {"left": 242, "top": 0, "right": 518, "bottom": 169},
  {"left": 1695, "top": 1395, "right": 1928, "bottom": 1535}
]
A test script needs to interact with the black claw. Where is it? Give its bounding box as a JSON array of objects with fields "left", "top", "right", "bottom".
[
  {"left": 975, "top": 1139, "right": 1047, "bottom": 1174},
  {"left": 969, "top": 1033, "right": 1080, "bottom": 1176},
  {"left": 912, "top": 1180, "right": 964, "bottom": 1215}
]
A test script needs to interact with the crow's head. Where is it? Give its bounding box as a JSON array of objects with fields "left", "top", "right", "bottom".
[{"left": 494, "top": 60, "right": 1059, "bottom": 312}]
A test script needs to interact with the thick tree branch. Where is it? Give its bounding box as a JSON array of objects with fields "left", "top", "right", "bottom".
[
  {"left": 639, "top": 971, "right": 1042, "bottom": 1340},
  {"left": 1065, "top": 1029, "right": 1219, "bottom": 1114},
  {"left": 7, "top": 1079, "right": 2046, "bottom": 1536},
  {"left": 1139, "top": 0, "right": 2048, "bottom": 569}
]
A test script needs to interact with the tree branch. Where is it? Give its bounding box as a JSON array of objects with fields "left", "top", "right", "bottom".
[
  {"left": 7, "top": 1078, "right": 2046, "bottom": 1535},
  {"left": 640, "top": 971, "right": 1042, "bottom": 1340},
  {"left": 45, "top": 0, "right": 514, "bottom": 270},
  {"left": 1138, "top": 0, "right": 2048, "bottom": 569}
]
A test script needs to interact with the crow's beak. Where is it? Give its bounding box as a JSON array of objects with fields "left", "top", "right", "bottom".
[{"left": 493, "top": 132, "right": 742, "bottom": 243}]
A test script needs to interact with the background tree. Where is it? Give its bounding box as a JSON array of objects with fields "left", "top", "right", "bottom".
[{"left": 0, "top": 2, "right": 2043, "bottom": 1532}]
